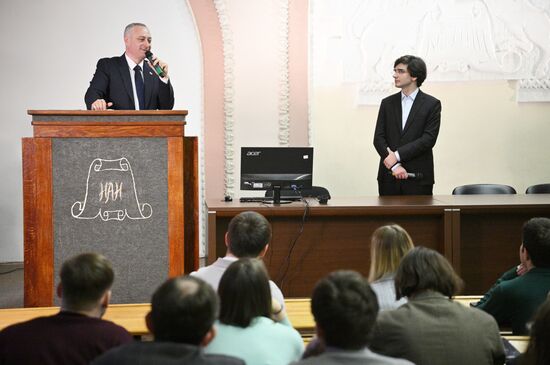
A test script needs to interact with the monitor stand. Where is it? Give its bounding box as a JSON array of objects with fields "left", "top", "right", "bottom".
[{"left": 270, "top": 186, "right": 293, "bottom": 205}]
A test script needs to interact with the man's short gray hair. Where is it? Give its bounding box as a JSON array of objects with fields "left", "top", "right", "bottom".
[{"left": 124, "top": 23, "right": 148, "bottom": 37}]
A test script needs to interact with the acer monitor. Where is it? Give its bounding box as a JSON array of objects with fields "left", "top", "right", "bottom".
[{"left": 240, "top": 147, "right": 313, "bottom": 204}]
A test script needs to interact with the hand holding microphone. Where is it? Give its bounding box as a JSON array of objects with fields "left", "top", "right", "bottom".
[
  {"left": 387, "top": 169, "right": 424, "bottom": 180},
  {"left": 145, "top": 51, "right": 168, "bottom": 78},
  {"left": 392, "top": 165, "right": 408, "bottom": 180}
]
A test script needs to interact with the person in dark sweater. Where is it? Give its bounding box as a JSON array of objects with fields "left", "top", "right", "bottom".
[
  {"left": 0, "top": 253, "right": 132, "bottom": 365},
  {"left": 474, "top": 217, "right": 550, "bottom": 334},
  {"left": 92, "top": 275, "right": 244, "bottom": 365}
]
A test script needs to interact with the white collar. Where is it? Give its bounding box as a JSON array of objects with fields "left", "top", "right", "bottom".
[
  {"left": 125, "top": 53, "right": 144, "bottom": 70},
  {"left": 401, "top": 88, "right": 419, "bottom": 101}
]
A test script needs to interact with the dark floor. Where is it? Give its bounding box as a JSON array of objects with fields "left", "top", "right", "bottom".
[{"left": 0, "top": 263, "right": 24, "bottom": 308}]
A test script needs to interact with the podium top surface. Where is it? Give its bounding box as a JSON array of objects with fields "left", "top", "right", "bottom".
[{"left": 28, "top": 110, "right": 188, "bottom": 123}]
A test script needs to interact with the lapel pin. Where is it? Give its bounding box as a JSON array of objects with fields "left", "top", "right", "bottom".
[{"left": 149, "top": 71, "right": 153, "bottom": 75}]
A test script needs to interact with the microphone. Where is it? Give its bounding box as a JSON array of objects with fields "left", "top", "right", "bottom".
[
  {"left": 387, "top": 171, "right": 424, "bottom": 180},
  {"left": 406, "top": 172, "right": 424, "bottom": 180},
  {"left": 145, "top": 51, "right": 165, "bottom": 77}
]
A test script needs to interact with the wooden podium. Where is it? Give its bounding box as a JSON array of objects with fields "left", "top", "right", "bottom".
[{"left": 22, "top": 110, "right": 198, "bottom": 306}]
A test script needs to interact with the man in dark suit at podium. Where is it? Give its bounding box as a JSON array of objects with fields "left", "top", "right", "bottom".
[
  {"left": 373, "top": 55, "right": 441, "bottom": 195},
  {"left": 85, "top": 23, "right": 174, "bottom": 110}
]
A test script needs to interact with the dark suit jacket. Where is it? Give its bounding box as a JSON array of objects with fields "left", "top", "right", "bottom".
[
  {"left": 370, "top": 291, "right": 505, "bottom": 365},
  {"left": 373, "top": 90, "right": 441, "bottom": 185},
  {"left": 91, "top": 341, "right": 245, "bottom": 365},
  {"left": 475, "top": 266, "right": 550, "bottom": 334},
  {"left": 85, "top": 54, "right": 174, "bottom": 110}
]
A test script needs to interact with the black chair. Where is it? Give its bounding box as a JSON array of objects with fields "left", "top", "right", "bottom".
[
  {"left": 525, "top": 183, "right": 550, "bottom": 194},
  {"left": 452, "top": 184, "right": 516, "bottom": 195},
  {"left": 265, "top": 186, "right": 331, "bottom": 200}
]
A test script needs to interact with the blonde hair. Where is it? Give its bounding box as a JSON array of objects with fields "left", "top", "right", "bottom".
[{"left": 368, "top": 224, "right": 414, "bottom": 282}]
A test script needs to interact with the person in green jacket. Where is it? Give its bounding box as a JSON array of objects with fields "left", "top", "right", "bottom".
[{"left": 475, "top": 217, "right": 550, "bottom": 334}]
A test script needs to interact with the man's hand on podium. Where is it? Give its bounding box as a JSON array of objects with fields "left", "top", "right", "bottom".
[{"left": 91, "top": 99, "right": 113, "bottom": 110}]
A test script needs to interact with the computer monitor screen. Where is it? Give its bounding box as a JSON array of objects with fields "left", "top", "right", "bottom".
[{"left": 240, "top": 147, "right": 313, "bottom": 192}]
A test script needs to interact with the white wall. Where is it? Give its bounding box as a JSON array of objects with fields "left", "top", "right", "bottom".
[
  {"left": 310, "top": 0, "right": 550, "bottom": 197},
  {"left": 213, "top": 0, "right": 290, "bottom": 198},
  {"left": 310, "top": 80, "right": 550, "bottom": 196},
  {"left": 0, "top": 0, "right": 202, "bottom": 262}
]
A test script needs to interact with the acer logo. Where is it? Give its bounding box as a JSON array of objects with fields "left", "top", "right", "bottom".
[{"left": 246, "top": 151, "right": 261, "bottom": 156}]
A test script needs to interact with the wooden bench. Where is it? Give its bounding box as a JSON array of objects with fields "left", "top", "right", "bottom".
[
  {"left": 0, "top": 297, "right": 529, "bottom": 351},
  {"left": 0, "top": 300, "right": 313, "bottom": 337},
  {"left": 503, "top": 336, "right": 529, "bottom": 353},
  {"left": 453, "top": 295, "right": 482, "bottom": 307},
  {"left": 0, "top": 304, "right": 151, "bottom": 336}
]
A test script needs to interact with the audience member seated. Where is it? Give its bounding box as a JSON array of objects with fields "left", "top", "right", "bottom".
[
  {"left": 509, "top": 297, "right": 550, "bottom": 365},
  {"left": 370, "top": 247, "right": 505, "bottom": 365},
  {"left": 205, "top": 258, "right": 303, "bottom": 364},
  {"left": 293, "top": 270, "right": 413, "bottom": 365},
  {"left": 0, "top": 253, "right": 132, "bottom": 365},
  {"left": 192, "top": 211, "right": 285, "bottom": 311},
  {"left": 368, "top": 224, "right": 414, "bottom": 310},
  {"left": 92, "top": 276, "right": 244, "bottom": 365},
  {"left": 474, "top": 217, "right": 550, "bottom": 335}
]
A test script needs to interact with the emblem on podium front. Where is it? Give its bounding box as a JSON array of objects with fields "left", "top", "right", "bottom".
[{"left": 71, "top": 158, "right": 152, "bottom": 221}]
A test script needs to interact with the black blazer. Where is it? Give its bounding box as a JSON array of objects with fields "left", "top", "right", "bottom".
[
  {"left": 85, "top": 54, "right": 174, "bottom": 110},
  {"left": 373, "top": 90, "right": 441, "bottom": 185}
]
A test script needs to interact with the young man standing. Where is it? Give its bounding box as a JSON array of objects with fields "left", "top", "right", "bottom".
[{"left": 373, "top": 55, "right": 441, "bottom": 195}]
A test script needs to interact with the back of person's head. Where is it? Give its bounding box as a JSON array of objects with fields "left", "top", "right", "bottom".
[
  {"left": 60, "top": 253, "right": 114, "bottom": 312},
  {"left": 311, "top": 270, "right": 379, "bottom": 350},
  {"left": 521, "top": 298, "right": 550, "bottom": 365},
  {"left": 150, "top": 276, "right": 218, "bottom": 345},
  {"left": 368, "top": 224, "right": 414, "bottom": 282},
  {"left": 522, "top": 217, "right": 550, "bottom": 268},
  {"left": 394, "top": 55, "right": 427, "bottom": 87},
  {"left": 227, "top": 211, "right": 272, "bottom": 258},
  {"left": 218, "top": 258, "right": 271, "bottom": 327},
  {"left": 395, "top": 246, "right": 463, "bottom": 299}
]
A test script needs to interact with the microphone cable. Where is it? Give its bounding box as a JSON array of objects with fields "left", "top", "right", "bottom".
[{"left": 276, "top": 186, "right": 310, "bottom": 292}]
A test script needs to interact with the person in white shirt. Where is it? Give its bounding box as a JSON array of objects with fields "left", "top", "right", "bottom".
[{"left": 191, "top": 211, "right": 285, "bottom": 312}]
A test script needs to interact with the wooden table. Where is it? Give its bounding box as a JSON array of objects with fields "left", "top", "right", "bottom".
[{"left": 207, "top": 195, "right": 550, "bottom": 296}]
